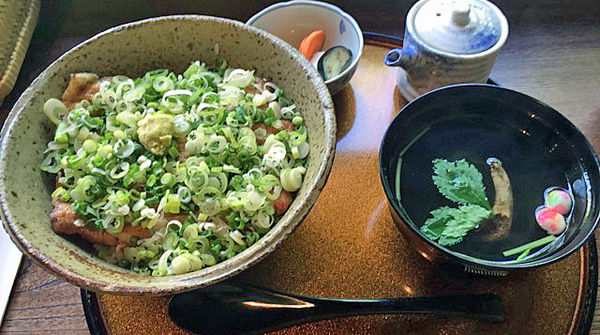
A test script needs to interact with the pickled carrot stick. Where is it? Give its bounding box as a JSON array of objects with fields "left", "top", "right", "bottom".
[{"left": 298, "top": 30, "right": 325, "bottom": 60}]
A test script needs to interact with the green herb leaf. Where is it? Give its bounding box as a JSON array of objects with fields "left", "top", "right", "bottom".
[
  {"left": 421, "top": 204, "right": 491, "bottom": 246},
  {"left": 432, "top": 159, "right": 491, "bottom": 209},
  {"left": 420, "top": 206, "right": 454, "bottom": 240},
  {"left": 438, "top": 204, "right": 491, "bottom": 246}
]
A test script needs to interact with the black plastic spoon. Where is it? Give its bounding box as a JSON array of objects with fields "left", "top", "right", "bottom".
[{"left": 168, "top": 282, "right": 504, "bottom": 335}]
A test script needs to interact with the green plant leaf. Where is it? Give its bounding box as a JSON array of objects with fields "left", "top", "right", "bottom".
[
  {"left": 432, "top": 159, "right": 491, "bottom": 209},
  {"left": 438, "top": 204, "right": 491, "bottom": 246},
  {"left": 420, "top": 206, "right": 454, "bottom": 240},
  {"left": 421, "top": 204, "right": 491, "bottom": 246}
]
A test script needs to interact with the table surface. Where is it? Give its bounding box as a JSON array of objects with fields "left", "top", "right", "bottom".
[{"left": 0, "top": 1, "right": 599, "bottom": 334}]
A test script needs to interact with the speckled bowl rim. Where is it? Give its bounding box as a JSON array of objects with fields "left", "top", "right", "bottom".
[{"left": 0, "top": 15, "right": 336, "bottom": 295}]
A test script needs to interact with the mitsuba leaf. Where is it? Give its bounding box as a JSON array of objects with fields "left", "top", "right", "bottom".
[
  {"left": 432, "top": 159, "right": 491, "bottom": 209},
  {"left": 438, "top": 204, "right": 491, "bottom": 246},
  {"left": 420, "top": 206, "right": 454, "bottom": 240},
  {"left": 421, "top": 204, "right": 491, "bottom": 246}
]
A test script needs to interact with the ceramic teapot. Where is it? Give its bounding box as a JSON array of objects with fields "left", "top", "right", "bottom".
[{"left": 384, "top": 0, "right": 509, "bottom": 101}]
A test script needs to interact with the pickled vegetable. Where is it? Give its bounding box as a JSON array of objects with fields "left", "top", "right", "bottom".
[{"left": 317, "top": 46, "right": 352, "bottom": 80}]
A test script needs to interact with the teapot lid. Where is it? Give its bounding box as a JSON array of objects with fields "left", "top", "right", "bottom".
[{"left": 410, "top": 0, "right": 508, "bottom": 55}]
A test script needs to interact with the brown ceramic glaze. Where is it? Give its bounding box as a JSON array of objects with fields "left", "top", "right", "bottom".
[
  {"left": 89, "top": 41, "right": 594, "bottom": 335},
  {"left": 0, "top": 16, "right": 336, "bottom": 294}
]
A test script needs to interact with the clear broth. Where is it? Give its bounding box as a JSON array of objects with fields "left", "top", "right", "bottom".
[{"left": 398, "top": 117, "right": 571, "bottom": 262}]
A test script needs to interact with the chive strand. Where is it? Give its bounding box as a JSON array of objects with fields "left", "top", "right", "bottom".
[
  {"left": 516, "top": 248, "right": 531, "bottom": 261},
  {"left": 502, "top": 235, "right": 556, "bottom": 257},
  {"left": 394, "top": 156, "right": 402, "bottom": 201}
]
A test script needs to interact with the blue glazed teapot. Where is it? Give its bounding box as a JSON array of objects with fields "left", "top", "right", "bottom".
[{"left": 384, "top": 0, "right": 509, "bottom": 101}]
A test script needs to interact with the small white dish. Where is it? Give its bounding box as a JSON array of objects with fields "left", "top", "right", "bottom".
[{"left": 247, "top": 0, "right": 364, "bottom": 95}]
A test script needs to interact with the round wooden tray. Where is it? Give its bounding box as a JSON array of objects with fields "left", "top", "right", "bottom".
[{"left": 81, "top": 33, "right": 598, "bottom": 335}]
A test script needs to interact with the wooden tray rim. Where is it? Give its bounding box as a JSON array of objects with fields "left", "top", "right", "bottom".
[{"left": 79, "top": 32, "right": 599, "bottom": 335}]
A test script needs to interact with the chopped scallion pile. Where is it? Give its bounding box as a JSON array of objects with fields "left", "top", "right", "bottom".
[{"left": 41, "top": 60, "right": 309, "bottom": 276}]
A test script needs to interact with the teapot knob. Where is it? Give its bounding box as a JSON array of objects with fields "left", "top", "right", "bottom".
[{"left": 451, "top": 3, "right": 471, "bottom": 26}]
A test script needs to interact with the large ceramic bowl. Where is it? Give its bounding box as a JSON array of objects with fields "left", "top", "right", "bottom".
[
  {"left": 0, "top": 16, "right": 336, "bottom": 294},
  {"left": 379, "top": 84, "right": 600, "bottom": 275},
  {"left": 247, "top": 0, "right": 364, "bottom": 95}
]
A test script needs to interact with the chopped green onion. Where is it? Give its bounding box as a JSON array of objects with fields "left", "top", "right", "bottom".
[
  {"left": 280, "top": 167, "right": 306, "bottom": 192},
  {"left": 51, "top": 187, "right": 70, "bottom": 201},
  {"left": 113, "top": 129, "right": 127, "bottom": 139},
  {"left": 82, "top": 139, "right": 98, "bottom": 153},
  {"left": 160, "top": 193, "right": 180, "bottom": 214},
  {"left": 113, "top": 138, "right": 135, "bottom": 158},
  {"left": 41, "top": 152, "right": 61, "bottom": 173},
  {"left": 292, "top": 116, "right": 303, "bottom": 126},
  {"left": 147, "top": 174, "right": 157, "bottom": 187},
  {"left": 160, "top": 172, "right": 175, "bottom": 186},
  {"left": 223, "top": 165, "right": 241, "bottom": 174},
  {"left": 177, "top": 186, "right": 192, "bottom": 203},
  {"left": 43, "top": 98, "right": 68, "bottom": 125},
  {"left": 40, "top": 62, "right": 309, "bottom": 277},
  {"left": 70, "top": 175, "right": 97, "bottom": 202},
  {"left": 106, "top": 216, "right": 125, "bottom": 234},
  {"left": 54, "top": 123, "right": 70, "bottom": 144},
  {"left": 153, "top": 76, "right": 175, "bottom": 92},
  {"left": 109, "top": 162, "right": 130, "bottom": 179}
]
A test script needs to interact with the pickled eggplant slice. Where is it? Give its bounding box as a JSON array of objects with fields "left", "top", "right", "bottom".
[{"left": 317, "top": 46, "right": 353, "bottom": 80}]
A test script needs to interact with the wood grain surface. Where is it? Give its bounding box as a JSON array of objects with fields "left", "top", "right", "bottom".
[{"left": 0, "top": 1, "right": 599, "bottom": 334}]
